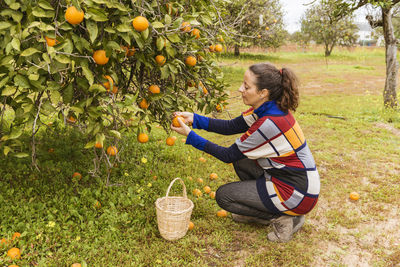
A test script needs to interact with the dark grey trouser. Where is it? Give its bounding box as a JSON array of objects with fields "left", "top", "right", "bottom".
[{"left": 215, "top": 158, "right": 278, "bottom": 220}]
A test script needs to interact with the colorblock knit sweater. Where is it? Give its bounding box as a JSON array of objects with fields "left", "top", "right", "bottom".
[{"left": 186, "top": 100, "right": 320, "bottom": 216}]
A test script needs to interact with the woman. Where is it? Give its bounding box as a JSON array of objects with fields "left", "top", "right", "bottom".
[{"left": 171, "top": 63, "right": 320, "bottom": 243}]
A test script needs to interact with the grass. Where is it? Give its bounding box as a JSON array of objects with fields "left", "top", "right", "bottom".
[{"left": 1, "top": 46, "right": 400, "bottom": 266}]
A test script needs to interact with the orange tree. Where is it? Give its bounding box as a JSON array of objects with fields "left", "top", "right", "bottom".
[{"left": 0, "top": 0, "right": 227, "bottom": 179}]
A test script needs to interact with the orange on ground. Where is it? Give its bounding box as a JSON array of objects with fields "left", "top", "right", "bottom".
[
  {"left": 193, "top": 188, "right": 202, "bottom": 197},
  {"left": 199, "top": 157, "right": 206, "bottom": 163},
  {"left": 71, "top": 264, "right": 82, "bottom": 267},
  {"left": 139, "top": 99, "right": 149, "bottom": 109},
  {"left": 93, "top": 50, "right": 109, "bottom": 65},
  {"left": 349, "top": 192, "right": 360, "bottom": 201},
  {"left": 94, "top": 201, "right": 101, "bottom": 209},
  {"left": 185, "top": 56, "right": 197, "bottom": 67},
  {"left": 181, "top": 138, "right": 186, "bottom": 143},
  {"left": 192, "top": 28, "right": 200, "bottom": 39},
  {"left": 148, "top": 85, "right": 160, "bottom": 94},
  {"left": 48, "top": 148, "right": 54, "bottom": 153},
  {"left": 8, "top": 265, "right": 19, "bottom": 267},
  {"left": 214, "top": 44, "right": 223, "bottom": 53},
  {"left": 210, "top": 173, "right": 218, "bottom": 180},
  {"left": 132, "top": 16, "right": 149, "bottom": 32},
  {"left": 65, "top": 6, "right": 84, "bottom": 25},
  {"left": 172, "top": 116, "right": 185, "bottom": 127},
  {"left": 203, "top": 186, "right": 211, "bottom": 194},
  {"left": 106, "top": 146, "right": 118, "bottom": 156},
  {"left": 217, "top": 209, "right": 228, "bottom": 217},
  {"left": 166, "top": 137, "right": 175, "bottom": 146},
  {"left": 155, "top": 55, "right": 166, "bottom": 66},
  {"left": 171, "top": 136, "right": 177, "bottom": 141},
  {"left": 0, "top": 238, "right": 8, "bottom": 245},
  {"left": 72, "top": 172, "right": 82, "bottom": 180},
  {"left": 45, "top": 36, "right": 57, "bottom": 47},
  {"left": 103, "top": 75, "right": 113, "bottom": 90},
  {"left": 180, "top": 21, "right": 191, "bottom": 32},
  {"left": 7, "top": 247, "right": 21, "bottom": 260},
  {"left": 95, "top": 142, "right": 103, "bottom": 149},
  {"left": 138, "top": 133, "right": 149, "bottom": 143},
  {"left": 197, "top": 178, "right": 203, "bottom": 184},
  {"left": 209, "top": 191, "right": 216, "bottom": 199},
  {"left": 12, "top": 232, "right": 21, "bottom": 240},
  {"left": 187, "top": 176, "right": 193, "bottom": 181},
  {"left": 188, "top": 221, "right": 194, "bottom": 230}
]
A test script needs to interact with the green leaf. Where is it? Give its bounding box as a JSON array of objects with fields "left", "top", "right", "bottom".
[
  {"left": 11, "top": 38, "right": 20, "bottom": 51},
  {"left": 0, "top": 77, "right": 10, "bottom": 89},
  {"left": 152, "top": 21, "right": 164, "bottom": 28},
  {"left": 109, "top": 130, "right": 121, "bottom": 139},
  {"left": 89, "top": 84, "right": 106, "bottom": 93},
  {"left": 9, "top": 2, "right": 21, "bottom": 10},
  {"left": 70, "top": 106, "right": 84, "bottom": 114},
  {"left": 165, "top": 14, "right": 172, "bottom": 25},
  {"left": 82, "top": 65, "right": 94, "bottom": 85},
  {"left": 38, "top": 0, "right": 54, "bottom": 10},
  {"left": 116, "top": 23, "right": 131, "bottom": 33},
  {"left": 3, "top": 146, "right": 11, "bottom": 156},
  {"left": 63, "top": 84, "right": 73, "bottom": 104},
  {"left": 1, "top": 86, "right": 16, "bottom": 96},
  {"left": 32, "top": 6, "right": 54, "bottom": 18},
  {"left": 167, "top": 34, "right": 181, "bottom": 43},
  {"left": 14, "top": 74, "right": 30, "bottom": 88},
  {"left": 166, "top": 46, "right": 176, "bottom": 57},
  {"left": 0, "top": 22, "right": 12, "bottom": 30},
  {"left": 55, "top": 55, "right": 71, "bottom": 64},
  {"left": 87, "top": 8, "right": 108, "bottom": 22},
  {"left": 9, "top": 127, "right": 23, "bottom": 140},
  {"left": 13, "top": 153, "right": 29, "bottom": 158},
  {"left": 86, "top": 20, "right": 98, "bottom": 43},
  {"left": 141, "top": 28, "right": 149, "bottom": 40},
  {"left": 156, "top": 37, "right": 165, "bottom": 51},
  {"left": 28, "top": 74, "right": 39, "bottom": 81},
  {"left": 106, "top": 41, "right": 120, "bottom": 51},
  {"left": 84, "top": 140, "right": 96, "bottom": 149},
  {"left": 21, "top": 48, "right": 41, "bottom": 57}
]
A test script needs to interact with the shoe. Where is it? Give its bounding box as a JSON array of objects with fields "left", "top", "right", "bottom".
[
  {"left": 231, "top": 213, "right": 271, "bottom": 225},
  {"left": 267, "top": 215, "right": 294, "bottom": 243},
  {"left": 292, "top": 215, "right": 305, "bottom": 234}
]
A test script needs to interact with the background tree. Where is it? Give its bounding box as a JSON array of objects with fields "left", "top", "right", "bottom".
[
  {"left": 213, "top": 0, "right": 285, "bottom": 56},
  {"left": 300, "top": 0, "right": 359, "bottom": 57},
  {"left": 289, "top": 31, "right": 312, "bottom": 52},
  {"left": 0, "top": 0, "right": 226, "bottom": 180},
  {"left": 328, "top": 0, "right": 399, "bottom": 108}
]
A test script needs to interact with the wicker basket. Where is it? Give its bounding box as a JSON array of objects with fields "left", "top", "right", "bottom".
[{"left": 155, "top": 177, "right": 194, "bottom": 241}]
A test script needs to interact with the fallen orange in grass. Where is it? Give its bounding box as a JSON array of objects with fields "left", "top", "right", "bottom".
[
  {"left": 209, "top": 173, "right": 218, "bottom": 180},
  {"left": 349, "top": 192, "right": 360, "bottom": 201},
  {"left": 12, "top": 232, "right": 21, "bottom": 240},
  {"left": 7, "top": 247, "right": 21, "bottom": 259},
  {"left": 197, "top": 178, "right": 204, "bottom": 184},
  {"left": 71, "top": 263, "right": 82, "bottom": 267},
  {"left": 72, "top": 172, "right": 82, "bottom": 180},
  {"left": 0, "top": 238, "right": 8, "bottom": 246},
  {"left": 217, "top": 210, "right": 228, "bottom": 217},
  {"left": 203, "top": 186, "right": 211, "bottom": 194},
  {"left": 192, "top": 188, "right": 202, "bottom": 197},
  {"left": 188, "top": 221, "right": 195, "bottom": 230},
  {"left": 166, "top": 137, "right": 176, "bottom": 146},
  {"left": 199, "top": 157, "right": 206, "bottom": 163},
  {"left": 209, "top": 191, "right": 216, "bottom": 199}
]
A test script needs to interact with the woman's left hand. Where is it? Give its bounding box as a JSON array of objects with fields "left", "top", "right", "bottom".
[{"left": 171, "top": 117, "right": 191, "bottom": 136}]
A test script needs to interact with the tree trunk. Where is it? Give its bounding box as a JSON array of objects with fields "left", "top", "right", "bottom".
[
  {"left": 324, "top": 44, "right": 331, "bottom": 57},
  {"left": 234, "top": 44, "right": 240, "bottom": 56},
  {"left": 382, "top": 6, "right": 398, "bottom": 108}
]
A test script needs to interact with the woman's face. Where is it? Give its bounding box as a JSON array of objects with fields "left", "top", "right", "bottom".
[{"left": 238, "top": 69, "right": 268, "bottom": 109}]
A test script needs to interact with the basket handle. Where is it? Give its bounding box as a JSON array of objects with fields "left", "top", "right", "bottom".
[{"left": 165, "top": 177, "right": 187, "bottom": 199}]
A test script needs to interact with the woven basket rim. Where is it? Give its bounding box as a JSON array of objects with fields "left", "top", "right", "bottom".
[{"left": 155, "top": 196, "right": 194, "bottom": 215}]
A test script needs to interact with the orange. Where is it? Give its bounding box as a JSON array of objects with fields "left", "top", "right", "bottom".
[
  {"left": 258, "top": 34, "right": 261, "bottom": 39},
  {"left": 214, "top": 44, "right": 223, "bottom": 53},
  {"left": 210, "top": 173, "right": 218, "bottom": 180},
  {"left": 48, "top": 148, "right": 54, "bottom": 153},
  {"left": 67, "top": 116, "right": 76, "bottom": 123},
  {"left": 247, "top": 20, "right": 251, "bottom": 24},
  {"left": 8, "top": 265, "right": 19, "bottom": 267},
  {"left": 121, "top": 45, "right": 135, "bottom": 57},
  {"left": 45, "top": 36, "right": 58, "bottom": 47},
  {"left": 181, "top": 138, "right": 186, "bottom": 143},
  {"left": 65, "top": 6, "right": 84, "bottom": 25},
  {"left": 349, "top": 192, "right": 360, "bottom": 201},
  {"left": 155, "top": 55, "right": 166, "bottom": 66},
  {"left": 106, "top": 146, "right": 118, "bottom": 156},
  {"left": 71, "top": 264, "right": 82, "bottom": 267},
  {"left": 138, "top": 133, "right": 149, "bottom": 143},
  {"left": 191, "top": 28, "right": 200, "bottom": 39},
  {"left": 1, "top": 238, "right": 8, "bottom": 246},
  {"left": 93, "top": 50, "right": 109, "bottom": 65},
  {"left": 95, "top": 142, "right": 103, "bottom": 149},
  {"left": 171, "top": 136, "right": 177, "bottom": 141},
  {"left": 103, "top": 75, "right": 113, "bottom": 90},
  {"left": 139, "top": 99, "right": 149, "bottom": 109},
  {"left": 185, "top": 56, "right": 197, "bottom": 67},
  {"left": 172, "top": 116, "right": 185, "bottom": 127},
  {"left": 192, "top": 188, "right": 202, "bottom": 197},
  {"left": 72, "top": 172, "right": 82, "bottom": 180},
  {"left": 188, "top": 221, "right": 194, "bottom": 230},
  {"left": 209, "top": 191, "right": 216, "bottom": 199},
  {"left": 197, "top": 178, "right": 203, "bottom": 184},
  {"left": 180, "top": 21, "right": 191, "bottom": 32},
  {"left": 199, "top": 81, "right": 208, "bottom": 95},
  {"left": 148, "top": 85, "right": 160, "bottom": 94},
  {"left": 7, "top": 247, "right": 21, "bottom": 259},
  {"left": 203, "top": 186, "right": 211, "bottom": 194},
  {"left": 199, "top": 157, "right": 206, "bottom": 163},
  {"left": 216, "top": 104, "right": 222, "bottom": 112},
  {"left": 265, "top": 26, "right": 269, "bottom": 30},
  {"left": 217, "top": 210, "right": 228, "bottom": 217},
  {"left": 111, "top": 86, "right": 118, "bottom": 94},
  {"left": 209, "top": 45, "right": 215, "bottom": 52},
  {"left": 187, "top": 176, "right": 193, "bottom": 181},
  {"left": 132, "top": 16, "right": 149, "bottom": 32},
  {"left": 94, "top": 201, "right": 101, "bottom": 209},
  {"left": 12, "top": 232, "right": 21, "bottom": 240},
  {"left": 218, "top": 36, "right": 224, "bottom": 42},
  {"left": 166, "top": 137, "right": 175, "bottom": 146}
]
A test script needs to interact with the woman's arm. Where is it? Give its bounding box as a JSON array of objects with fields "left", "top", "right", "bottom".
[{"left": 192, "top": 113, "right": 249, "bottom": 135}]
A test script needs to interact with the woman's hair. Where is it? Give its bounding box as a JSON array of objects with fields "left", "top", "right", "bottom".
[{"left": 249, "top": 63, "right": 299, "bottom": 112}]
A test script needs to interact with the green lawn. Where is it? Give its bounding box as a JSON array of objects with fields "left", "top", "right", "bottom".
[{"left": 1, "top": 47, "right": 400, "bottom": 266}]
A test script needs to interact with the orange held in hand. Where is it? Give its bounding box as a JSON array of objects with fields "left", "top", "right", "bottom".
[
  {"left": 138, "top": 133, "right": 149, "bottom": 143},
  {"left": 172, "top": 116, "right": 185, "bottom": 127},
  {"left": 65, "top": 6, "right": 84, "bottom": 25},
  {"left": 132, "top": 16, "right": 149, "bottom": 32},
  {"left": 107, "top": 146, "right": 118, "bottom": 156},
  {"left": 93, "top": 50, "right": 109, "bottom": 65},
  {"left": 349, "top": 192, "right": 360, "bottom": 201},
  {"left": 217, "top": 210, "right": 228, "bottom": 217},
  {"left": 7, "top": 247, "right": 21, "bottom": 259}
]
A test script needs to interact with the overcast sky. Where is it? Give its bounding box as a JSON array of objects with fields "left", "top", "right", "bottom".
[{"left": 281, "top": 0, "right": 370, "bottom": 33}]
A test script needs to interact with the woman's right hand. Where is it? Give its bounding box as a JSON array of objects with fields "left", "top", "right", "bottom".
[{"left": 173, "top": 111, "right": 194, "bottom": 125}]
